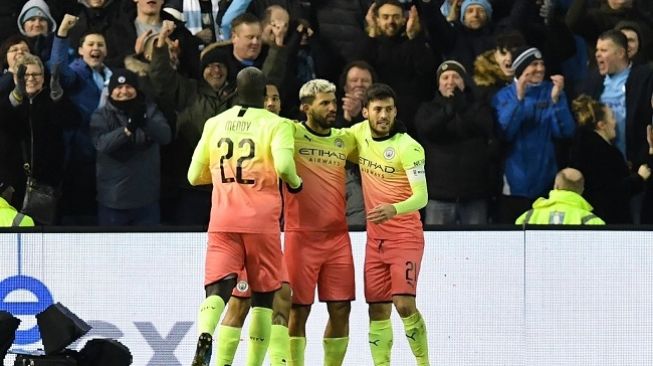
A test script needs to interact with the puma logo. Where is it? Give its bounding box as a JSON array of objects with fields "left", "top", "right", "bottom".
[
  {"left": 406, "top": 331, "right": 417, "bottom": 341},
  {"left": 369, "top": 339, "right": 380, "bottom": 346},
  {"left": 304, "top": 134, "right": 312, "bottom": 141}
]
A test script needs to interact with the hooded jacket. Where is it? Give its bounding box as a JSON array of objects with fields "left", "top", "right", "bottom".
[
  {"left": 17, "top": 0, "right": 57, "bottom": 36},
  {"left": 515, "top": 189, "right": 605, "bottom": 225}
]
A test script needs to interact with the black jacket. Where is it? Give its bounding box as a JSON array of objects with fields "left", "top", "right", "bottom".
[{"left": 415, "top": 88, "right": 498, "bottom": 201}]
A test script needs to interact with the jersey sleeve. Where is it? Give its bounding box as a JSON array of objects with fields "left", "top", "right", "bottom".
[
  {"left": 187, "top": 118, "right": 215, "bottom": 185},
  {"left": 392, "top": 138, "right": 428, "bottom": 215},
  {"left": 271, "top": 119, "right": 301, "bottom": 188}
]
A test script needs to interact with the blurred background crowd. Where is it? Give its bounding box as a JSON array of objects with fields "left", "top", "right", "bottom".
[{"left": 1, "top": 0, "right": 653, "bottom": 226}]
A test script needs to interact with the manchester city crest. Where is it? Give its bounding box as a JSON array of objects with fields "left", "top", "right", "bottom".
[
  {"left": 384, "top": 147, "right": 395, "bottom": 160},
  {"left": 334, "top": 138, "right": 344, "bottom": 148},
  {"left": 236, "top": 280, "right": 249, "bottom": 293}
]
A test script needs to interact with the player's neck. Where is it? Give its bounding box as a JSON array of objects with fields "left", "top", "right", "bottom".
[{"left": 305, "top": 120, "right": 330, "bottom": 136}]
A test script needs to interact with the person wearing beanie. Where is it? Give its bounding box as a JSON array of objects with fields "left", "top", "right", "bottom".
[
  {"left": 459, "top": 0, "right": 493, "bottom": 29},
  {"left": 148, "top": 21, "right": 231, "bottom": 225},
  {"left": 415, "top": 60, "right": 497, "bottom": 225},
  {"left": 89, "top": 68, "right": 171, "bottom": 226},
  {"left": 491, "top": 46, "right": 576, "bottom": 223}
]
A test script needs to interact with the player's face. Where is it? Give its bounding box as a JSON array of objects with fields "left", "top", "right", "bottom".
[
  {"left": 308, "top": 92, "right": 337, "bottom": 129},
  {"left": 264, "top": 84, "right": 281, "bottom": 115},
  {"left": 376, "top": 4, "right": 405, "bottom": 38},
  {"left": 364, "top": 97, "right": 397, "bottom": 138}
]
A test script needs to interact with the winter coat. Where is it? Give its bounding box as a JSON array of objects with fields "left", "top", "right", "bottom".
[
  {"left": 90, "top": 99, "right": 171, "bottom": 209},
  {"left": 492, "top": 81, "right": 576, "bottom": 198},
  {"left": 415, "top": 88, "right": 497, "bottom": 201},
  {"left": 515, "top": 189, "right": 605, "bottom": 225}
]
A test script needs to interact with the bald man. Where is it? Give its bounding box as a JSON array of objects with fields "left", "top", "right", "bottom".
[{"left": 516, "top": 168, "right": 605, "bottom": 225}]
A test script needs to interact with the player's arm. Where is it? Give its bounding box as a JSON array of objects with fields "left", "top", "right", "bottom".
[
  {"left": 272, "top": 120, "right": 302, "bottom": 190},
  {"left": 187, "top": 119, "right": 214, "bottom": 185}
]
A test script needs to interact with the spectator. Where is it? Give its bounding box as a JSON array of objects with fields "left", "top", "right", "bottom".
[
  {"left": 308, "top": 0, "right": 372, "bottom": 83},
  {"left": 614, "top": 20, "right": 650, "bottom": 65},
  {"left": 420, "top": 0, "right": 496, "bottom": 73},
  {"left": 223, "top": 12, "right": 294, "bottom": 99},
  {"left": 17, "top": 0, "right": 57, "bottom": 62},
  {"left": 149, "top": 21, "right": 232, "bottom": 225},
  {"left": 336, "top": 60, "right": 377, "bottom": 227},
  {"left": 515, "top": 168, "right": 605, "bottom": 225},
  {"left": 105, "top": 0, "right": 200, "bottom": 78},
  {"left": 581, "top": 30, "right": 653, "bottom": 168},
  {"left": 566, "top": 0, "right": 653, "bottom": 56},
  {"left": 0, "top": 181, "right": 35, "bottom": 227},
  {"left": 0, "top": 35, "right": 32, "bottom": 94},
  {"left": 492, "top": 47, "right": 576, "bottom": 223},
  {"left": 174, "top": 0, "right": 220, "bottom": 44},
  {"left": 90, "top": 69, "right": 171, "bottom": 226},
  {"left": 570, "top": 94, "right": 650, "bottom": 224},
  {"left": 50, "top": 14, "right": 113, "bottom": 225},
  {"left": 264, "top": 82, "right": 281, "bottom": 114},
  {"left": 363, "top": 0, "right": 437, "bottom": 136},
  {"left": 0, "top": 54, "right": 67, "bottom": 221},
  {"left": 47, "top": 0, "right": 120, "bottom": 52},
  {"left": 472, "top": 30, "right": 526, "bottom": 104},
  {"left": 416, "top": 60, "right": 497, "bottom": 225}
]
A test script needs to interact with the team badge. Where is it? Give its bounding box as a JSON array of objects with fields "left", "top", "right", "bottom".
[
  {"left": 236, "top": 280, "right": 249, "bottom": 293},
  {"left": 334, "top": 138, "right": 344, "bottom": 148},
  {"left": 383, "top": 147, "right": 395, "bottom": 160},
  {"left": 118, "top": 76, "right": 126, "bottom": 83}
]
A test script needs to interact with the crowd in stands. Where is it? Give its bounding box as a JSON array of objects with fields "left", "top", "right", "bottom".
[{"left": 1, "top": 0, "right": 653, "bottom": 226}]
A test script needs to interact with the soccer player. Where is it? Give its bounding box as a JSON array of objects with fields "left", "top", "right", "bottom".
[
  {"left": 349, "top": 83, "right": 430, "bottom": 365},
  {"left": 188, "top": 67, "right": 303, "bottom": 366},
  {"left": 283, "top": 79, "right": 357, "bottom": 366},
  {"left": 214, "top": 81, "right": 292, "bottom": 366}
]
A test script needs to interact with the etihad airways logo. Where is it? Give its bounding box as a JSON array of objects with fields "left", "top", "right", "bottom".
[
  {"left": 297, "top": 148, "right": 347, "bottom": 160},
  {"left": 358, "top": 157, "right": 396, "bottom": 173}
]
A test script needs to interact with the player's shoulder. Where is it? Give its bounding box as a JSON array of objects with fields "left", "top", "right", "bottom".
[
  {"left": 348, "top": 120, "right": 370, "bottom": 138},
  {"left": 394, "top": 132, "right": 425, "bottom": 158}
]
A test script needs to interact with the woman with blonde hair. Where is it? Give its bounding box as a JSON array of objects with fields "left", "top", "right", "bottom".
[{"left": 570, "top": 94, "right": 652, "bottom": 223}]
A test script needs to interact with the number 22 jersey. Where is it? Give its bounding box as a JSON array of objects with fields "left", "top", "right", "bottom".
[{"left": 191, "top": 105, "right": 295, "bottom": 233}]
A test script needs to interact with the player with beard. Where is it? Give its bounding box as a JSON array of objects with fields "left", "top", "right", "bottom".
[
  {"left": 283, "top": 79, "right": 357, "bottom": 366},
  {"left": 349, "top": 83, "right": 430, "bottom": 365}
]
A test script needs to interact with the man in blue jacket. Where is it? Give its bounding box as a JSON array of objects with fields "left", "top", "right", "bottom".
[{"left": 492, "top": 46, "right": 576, "bottom": 223}]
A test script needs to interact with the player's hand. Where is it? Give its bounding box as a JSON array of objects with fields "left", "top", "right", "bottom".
[
  {"left": 286, "top": 179, "right": 303, "bottom": 194},
  {"left": 367, "top": 203, "right": 397, "bottom": 224}
]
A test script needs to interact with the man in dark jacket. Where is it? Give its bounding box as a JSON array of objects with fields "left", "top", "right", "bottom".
[
  {"left": 90, "top": 69, "right": 171, "bottom": 226},
  {"left": 363, "top": 0, "right": 436, "bottom": 137}
]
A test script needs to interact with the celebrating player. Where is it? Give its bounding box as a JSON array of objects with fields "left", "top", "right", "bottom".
[{"left": 350, "top": 83, "right": 430, "bottom": 365}]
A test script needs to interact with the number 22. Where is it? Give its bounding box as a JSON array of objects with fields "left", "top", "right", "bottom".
[{"left": 218, "top": 137, "right": 255, "bottom": 184}]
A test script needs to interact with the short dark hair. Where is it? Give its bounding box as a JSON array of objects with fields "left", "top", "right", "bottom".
[
  {"left": 231, "top": 13, "right": 260, "bottom": 34},
  {"left": 364, "top": 83, "right": 396, "bottom": 107},
  {"left": 78, "top": 30, "right": 106, "bottom": 48},
  {"left": 236, "top": 66, "right": 267, "bottom": 107},
  {"left": 374, "top": 0, "right": 404, "bottom": 16},
  {"left": 598, "top": 29, "right": 629, "bottom": 57},
  {"left": 0, "top": 34, "right": 31, "bottom": 69},
  {"left": 494, "top": 30, "right": 526, "bottom": 53},
  {"left": 338, "top": 60, "right": 377, "bottom": 90}
]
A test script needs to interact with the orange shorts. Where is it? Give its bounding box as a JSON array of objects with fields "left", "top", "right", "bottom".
[
  {"left": 205, "top": 232, "right": 283, "bottom": 293},
  {"left": 364, "top": 237, "right": 424, "bottom": 303},
  {"left": 284, "top": 230, "right": 355, "bottom": 305},
  {"left": 231, "top": 258, "right": 291, "bottom": 298}
]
